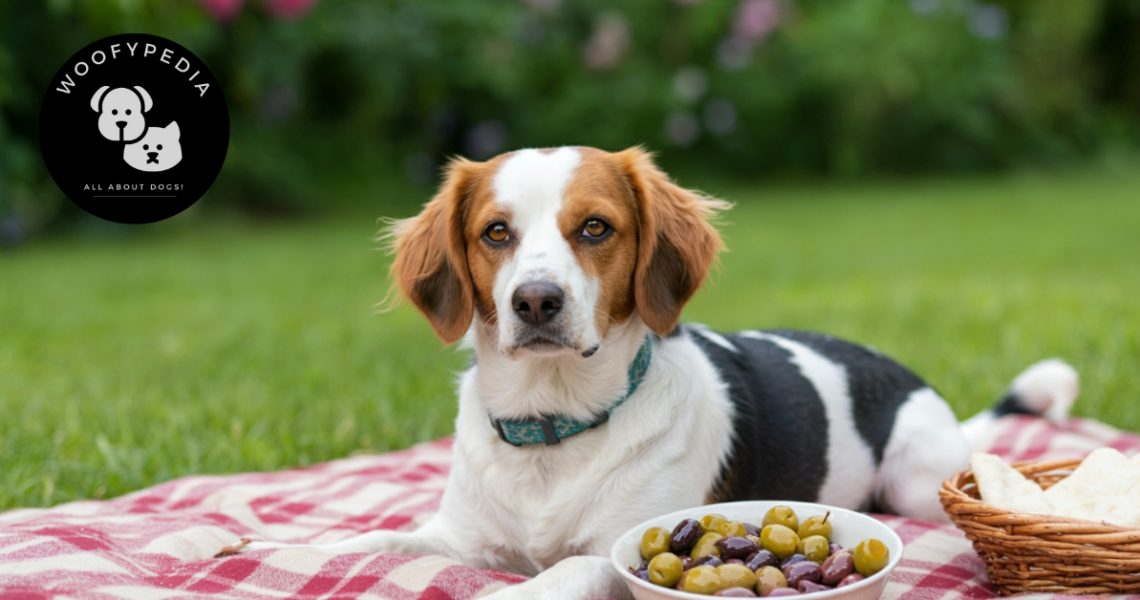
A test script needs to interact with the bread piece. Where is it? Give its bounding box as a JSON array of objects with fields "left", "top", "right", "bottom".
[
  {"left": 971, "top": 453, "right": 1053, "bottom": 515},
  {"left": 1044, "top": 448, "right": 1140, "bottom": 525}
]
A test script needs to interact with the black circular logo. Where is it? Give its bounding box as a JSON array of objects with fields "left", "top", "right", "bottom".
[{"left": 40, "top": 34, "right": 229, "bottom": 224}]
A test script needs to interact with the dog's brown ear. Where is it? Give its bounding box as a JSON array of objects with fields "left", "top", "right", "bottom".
[
  {"left": 619, "top": 147, "right": 729, "bottom": 335},
  {"left": 387, "top": 158, "right": 481, "bottom": 343}
]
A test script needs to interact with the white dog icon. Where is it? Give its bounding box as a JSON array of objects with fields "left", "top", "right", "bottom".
[{"left": 90, "top": 86, "right": 152, "bottom": 143}]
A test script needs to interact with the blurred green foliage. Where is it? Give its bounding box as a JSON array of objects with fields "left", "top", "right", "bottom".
[{"left": 2, "top": 0, "right": 1139, "bottom": 239}]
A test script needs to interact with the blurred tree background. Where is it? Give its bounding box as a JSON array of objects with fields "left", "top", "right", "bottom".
[{"left": 1, "top": 0, "right": 1139, "bottom": 241}]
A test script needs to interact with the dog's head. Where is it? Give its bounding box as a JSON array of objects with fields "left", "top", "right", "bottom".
[
  {"left": 91, "top": 86, "right": 152, "bottom": 143},
  {"left": 388, "top": 146, "right": 727, "bottom": 357}
]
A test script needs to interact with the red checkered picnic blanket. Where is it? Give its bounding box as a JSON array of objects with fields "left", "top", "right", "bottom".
[{"left": 2, "top": 415, "right": 1138, "bottom": 600}]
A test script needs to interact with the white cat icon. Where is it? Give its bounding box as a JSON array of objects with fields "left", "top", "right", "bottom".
[{"left": 123, "top": 122, "right": 183, "bottom": 172}]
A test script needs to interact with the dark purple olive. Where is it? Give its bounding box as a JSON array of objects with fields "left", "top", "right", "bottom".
[
  {"left": 716, "top": 536, "right": 759, "bottom": 560},
  {"left": 821, "top": 552, "right": 854, "bottom": 586},
  {"left": 780, "top": 554, "right": 806, "bottom": 571},
  {"left": 798, "top": 581, "right": 830, "bottom": 594},
  {"left": 784, "top": 561, "right": 822, "bottom": 588},
  {"left": 693, "top": 555, "right": 724, "bottom": 568},
  {"left": 837, "top": 573, "right": 865, "bottom": 588},
  {"left": 747, "top": 549, "right": 780, "bottom": 571},
  {"left": 767, "top": 589, "right": 801, "bottom": 597},
  {"left": 716, "top": 587, "right": 759, "bottom": 597},
  {"left": 828, "top": 543, "right": 843, "bottom": 556},
  {"left": 726, "top": 558, "right": 745, "bottom": 565},
  {"left": 680, "top": 555, "right": 694, "bottom": 571},
  {"left": 634, "top": 568, "right": 651, "bottom": 582},
  {"left": 744, "top": 523, "right": 763, "bottom": 537},
  {"left": 671, "top": 518, "right": 704, "bottom": 554}
]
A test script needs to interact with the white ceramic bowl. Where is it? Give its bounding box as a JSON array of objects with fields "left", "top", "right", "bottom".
[{"left": 610, "top": 501, "right": 903, "bottom": 600}]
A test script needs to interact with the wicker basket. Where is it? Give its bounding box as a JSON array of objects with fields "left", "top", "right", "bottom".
[{"left": 940, "top": 458, "right": 1140, "bottom": 596}]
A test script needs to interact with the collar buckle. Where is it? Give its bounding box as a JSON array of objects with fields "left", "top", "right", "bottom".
[{"left": 538, "top": 416, "right": 560, "bottom": 445}]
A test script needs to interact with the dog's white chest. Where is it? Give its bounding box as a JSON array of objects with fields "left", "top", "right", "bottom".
[
  {"left": 437, "top": 343, "right": 737, "bottom": 575},
  {"left": 454, "top": 436, "right": 611, "bottom": 572}
]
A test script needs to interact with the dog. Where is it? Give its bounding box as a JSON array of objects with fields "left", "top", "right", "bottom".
[
  {"left": 90, "top": 85, "right": 152, "bottom": 143},
  {"left": 216, "top": 146, "right": 1078, "bottom": 600},
  {"left": 123, "top": 121, "right": 182, "bottom": 172}
]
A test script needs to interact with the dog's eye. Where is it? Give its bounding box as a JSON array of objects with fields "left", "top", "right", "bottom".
[
  {"left": 126, "top": 110, "right": 131, "bottom": 115},
  {"left": 157, "top": 145, "right": 163, "bottom": 150},
  {"left": 143, "top": 145, "right": 149, "bottom": 150},
  {"left": 581, "top": 219, "right": 610, "bottom": 239},
  {"left": 112, "top": 109, "right": 118, "bottom": 115},
  {"left": 484, "top": 223, "right": 510, "bottom": 244}
]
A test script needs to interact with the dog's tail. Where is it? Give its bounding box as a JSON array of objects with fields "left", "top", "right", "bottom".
[{"left": 960, "top": 359, "right": 1080, "bottom": 451}]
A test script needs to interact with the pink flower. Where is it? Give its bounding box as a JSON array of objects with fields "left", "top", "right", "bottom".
[
  {"left": 263, "top": 0, "right": 320, "bottom": 21},
  {"left": 196, "top": 0, "right": 244, "bottom": 22},
  {"left": 733, "top": 0, "right": 780, "bottom": 45}
]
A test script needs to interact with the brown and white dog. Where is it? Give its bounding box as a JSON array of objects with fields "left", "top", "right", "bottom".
[{"left": 218, "top": 146, "right": 1078, "bottom": 600}]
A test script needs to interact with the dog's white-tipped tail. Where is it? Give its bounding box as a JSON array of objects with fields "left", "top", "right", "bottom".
[
  {"left": 960, "top": 359, "right": 1080, "bottom": 452},
  {"left": 1004, "top": 359, "right": 1080, "bottom": 423}
]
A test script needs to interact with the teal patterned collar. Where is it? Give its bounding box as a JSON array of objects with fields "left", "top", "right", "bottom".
[{"left": 491, "top": 336, "right": 654, "bottom": 446}]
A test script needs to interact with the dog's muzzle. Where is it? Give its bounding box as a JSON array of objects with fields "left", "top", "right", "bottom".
[
  {"left": 146, "top": 152, "right": 159, "bottom": 164},
  {"left": 512, "top": 281, "right": 563, "bottom": 326},
  {"left": 505, "top": 280, "right": 580, "bottom": 353}
]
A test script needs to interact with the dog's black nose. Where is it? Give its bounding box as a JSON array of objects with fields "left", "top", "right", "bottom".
[
  {"left": 116, "top": 121, "right": 126, "bottom": 129},
  {"left": 512, "top": 281, "right": 564, "bottom": 326},
  {"left": 147, "top": 152, "right": 159, "bottom": 164}
]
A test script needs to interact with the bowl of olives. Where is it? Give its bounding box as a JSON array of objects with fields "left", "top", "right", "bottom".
[{"left": 610, "top": 501, "right": 903, "bottom": 600}]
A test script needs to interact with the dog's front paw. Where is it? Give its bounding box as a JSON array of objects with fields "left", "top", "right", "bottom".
[{"left": 214, "top": 537, "right": 252, "bottom": 558}]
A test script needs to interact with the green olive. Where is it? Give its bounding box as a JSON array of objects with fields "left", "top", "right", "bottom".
[
  {"left": 762, "top": 506, "right": 800, "bottom": 532},
  {"left": 715, "top": 520, "right": 748, "bottom": 538},
  {"left": 700, "top": 514, "right": 728, "bottom": 533},
  {"left": 802, "top": 535, "right": 830, "bottom": 563},
  {"left": 798, "top": 513, "right": 833, "bottom": 541},
  {"left": 648, "top": 552, "right": 683, "bottom": 587},
  {"left": 681, "top": 565, "right": 725, "bottom": 595},
  {"left": 640, "top": 526, "right": 670, "bottom": 560},
  {"left": 716, "top": 563, "right": 757, "bottom": 590},
  {"left": 754, "top": 565, "right": 788, "bottom": 596},
  {"left": 853, "top": 538, "right": 890, "bottom": 577},
  {"left": 759, "top": 524, "right": 800, "bottom": 559},
  {"left": 691, "top": 532, "right": 724, "bottom": 560}
]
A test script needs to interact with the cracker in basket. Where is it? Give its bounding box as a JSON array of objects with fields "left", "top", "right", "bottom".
[
  {"left": 1102, "top": 483, "right": 1140, "bottom": 527},
  {"left": 970, "top": 453, "right": 1053, "bottom": 514},
  {"left": 1105, "top": 452, "right": 1140, "bottom": 526},
  {"left": 1043, "top": 447, "right": 1140, "bottom": 525}
]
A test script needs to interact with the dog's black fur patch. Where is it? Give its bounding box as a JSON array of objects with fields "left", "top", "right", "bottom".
[
  {"left": 689, "top": 329, "right": 830, "bottom": 503},
  {"left": 686, "top": 327, "right": 928, "bottom": 506},
  {"left": 990, "top": 391, "right": 1035, "bottom": 417},
  {"left": 767, "top": 330, "right": 928, "bottom": 464}
]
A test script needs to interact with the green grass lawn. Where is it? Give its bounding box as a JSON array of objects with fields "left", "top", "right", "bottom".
[{"left": 2, "top": 170, "right": 1138, "bottom": 511}]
